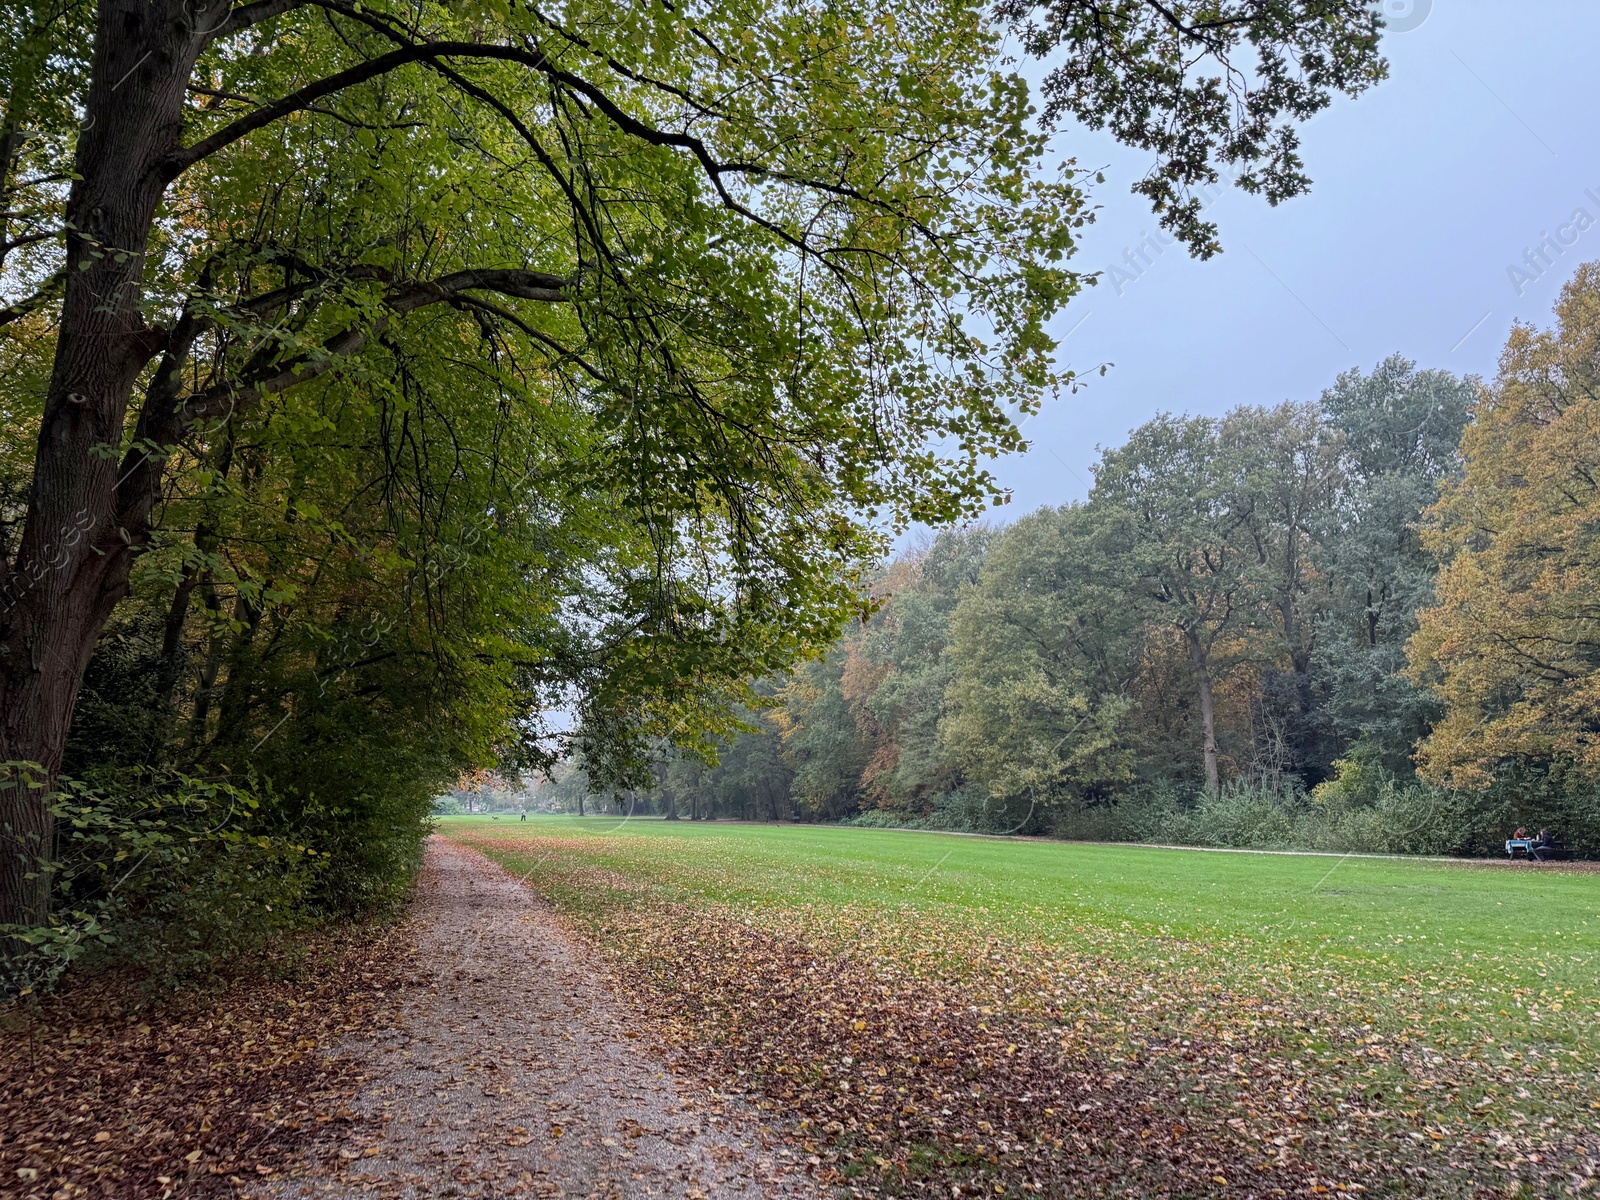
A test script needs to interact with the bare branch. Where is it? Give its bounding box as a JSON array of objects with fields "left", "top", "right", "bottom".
[
  {"left": 214, "top": 0, "right": 313, "bottom": 42},
  {"left": 0, "top": 269, "right": 65, "bottom": 328},
  {"left": 1, "top": 228, "right": 62, "bottom": 255},
  {"left": 450, "top": 294, "right": 612, "bottom": 386}
]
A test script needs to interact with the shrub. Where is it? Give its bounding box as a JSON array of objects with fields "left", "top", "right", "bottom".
[
  {"left": 840, "top": 763, "right": 1590, "bottom": 861},
  {"left": 1307, "top": 758, "right": 1466, "bottom": 855},
  {"left": 847, "top": 788, "right": 1061, "bottom": 835},
  {"left": 1049, "top": 783, "right": 1185, "bottom": 843},
  {"left": 1, "top": 764, "right": 322, "bottom": 995},
  {"left": 1456, "top": 761, "right": 1600, "bottom": 859},
  {"left": 1163, "top": 778, "right": 1304, "bottom": 850}
]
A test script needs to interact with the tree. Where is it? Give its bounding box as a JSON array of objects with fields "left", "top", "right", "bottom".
[
  {"left": 1090, "top": 415, "right": 1277, "bottom": 792},
  {"left": 709, "top": 712, "right": 794, "bottom": 821},
  {"left": 1223, "top": 403, "right": 1338, "bottom": 676},
  {"left": 1315, "top": 355, "right": 1473, "bottom": 771},
  {"left": 0, "top": 0, "right": 1386, "bottom": 934},
  {"left": 775, "top": 648, "right": 870, "bottom": 819},
  {"left": 655, "top": 691, "right": 795, "bottom": 821},
  {"left": 1409, "top": 265, "right": 1600, "bottom": 787},
  {"left": 852, "top": 528, "right": 990, "bottom": 817},
  {"left": 1005, "top": 0, "right": 1386, "bottom": 257},
  {"left": 1221, "top": 402, "right": 1341, "bottom": 780},
  {"left": 942, "top": 506, "right": 1133, "bottom": 826}
]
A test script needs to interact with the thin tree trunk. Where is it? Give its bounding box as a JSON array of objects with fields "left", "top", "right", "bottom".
[
  {"left": 186, "top": 581, "right": 228, "bottom": 750},
  {"left": 1186, "top": 627, "right": 1220, "bottom": 794},
  {"left": 156, "top": 568, "right": 203, "bottom": 700},
  {"left": 1280, "top": 590, "right": 1309, "bottom": 675},
  {"left": 213, "top": 596, "right": 264, "bottom": 747},
  {"left": 156, "top": 432, "right": 235, "bottom": 707},
  {"left": 658, "top": 760, "right": 676, "bottom": 820}
]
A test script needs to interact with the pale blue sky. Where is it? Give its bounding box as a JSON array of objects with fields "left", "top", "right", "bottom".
[{"left": 987, "top": 0, "right": 1600, "bottom": 511}]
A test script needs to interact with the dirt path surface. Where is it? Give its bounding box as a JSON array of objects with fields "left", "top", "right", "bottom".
[{"left": 259, "top": 837, "right": 805, "bottom": 1200}]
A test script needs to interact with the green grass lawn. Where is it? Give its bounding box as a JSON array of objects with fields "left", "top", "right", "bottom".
[
  {"left": 442, "top": 815, "right": 1597, "bottom": 1044},
  {"left": 440, "top": 815, "right": 1600, "bottom": 1195}
]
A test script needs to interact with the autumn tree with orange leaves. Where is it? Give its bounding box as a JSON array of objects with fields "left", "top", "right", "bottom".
[{"left": 1409, "top": 265, "right": 1600, "bottom": 788}]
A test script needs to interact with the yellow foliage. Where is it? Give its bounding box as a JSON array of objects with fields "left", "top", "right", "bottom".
[{"left": 1409, "top": 262, "right": 1600, "bottom": 786}]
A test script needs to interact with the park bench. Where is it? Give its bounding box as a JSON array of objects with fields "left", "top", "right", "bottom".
[{"left": 1506, "top": 837, "right": 1572, "bottom": 862}]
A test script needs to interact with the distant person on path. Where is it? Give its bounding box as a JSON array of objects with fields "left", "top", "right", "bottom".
[{"left": 520, "top": 807, "right": 527, "bottom": 822}]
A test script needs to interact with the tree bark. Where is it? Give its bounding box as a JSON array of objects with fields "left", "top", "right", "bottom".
[
  {"left": 0, "top": 0, "right": 223, "bottom": 937},
  {"left": 1186, "top": 627, "right": 1220, "bottom": 794},
  {"left": 0, "top": 766, "right": 53, "bottom": 973}
]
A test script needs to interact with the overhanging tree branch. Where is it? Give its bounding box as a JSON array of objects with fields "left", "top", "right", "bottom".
[
  {"left": 0, "top": 269, "right": 65, "bottom": 328},
  {"left": 169, "top": 18, "right": 890, "bottom": 274},
  {"left": 449, "top": 294, "right": 613, "bottom": 386},
  {"left": 161, "top": 42, "right": 479, "bottom": 179},
  {"left": 174, "top": 266, "right": 572, "bottom": 424},
  {"left": 214, "top": 0, "right": 316, "bottom": 42}
]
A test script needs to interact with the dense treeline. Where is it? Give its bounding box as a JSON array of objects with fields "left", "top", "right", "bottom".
[{"left": 612, "top": 270, "right": 1600, "bottom": 857}]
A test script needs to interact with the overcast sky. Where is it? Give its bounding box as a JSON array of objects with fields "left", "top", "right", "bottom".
[{"left": 978, "top": 0, "right": 1600, "bottom": 514}]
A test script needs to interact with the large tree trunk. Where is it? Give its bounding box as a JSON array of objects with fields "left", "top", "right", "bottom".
[
  {"left": 0, "top": 0, "right": 214, "bottom": 936},
  {"left": 1185, "top": 627, "right": 1220, "bottom": 795}
]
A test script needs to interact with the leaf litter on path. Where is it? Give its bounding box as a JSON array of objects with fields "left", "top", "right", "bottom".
[{"left": 245, "top": 837, "right": 805, "bottom": 1200}]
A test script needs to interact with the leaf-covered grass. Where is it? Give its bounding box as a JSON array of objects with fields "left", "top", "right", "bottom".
[{"left": 445, "top": 817, "right": 1600, "bottom": 1196}]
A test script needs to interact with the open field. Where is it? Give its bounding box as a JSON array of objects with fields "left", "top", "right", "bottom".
[{"left": 443, "top": 816, "right": 1600, "bottom": 1197}]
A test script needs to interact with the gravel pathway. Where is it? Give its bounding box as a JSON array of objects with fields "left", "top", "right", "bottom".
[{"left": 258, "top": 836, "right": 805, "bottom": 1200}]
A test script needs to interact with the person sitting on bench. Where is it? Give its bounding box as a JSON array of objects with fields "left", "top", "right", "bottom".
[
  {"left": 1506, "top": 827, "right": 1534, "bottom": 858},
  {"left": 1532, "top": 828, "right": 1556, "bottom": 861}
]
